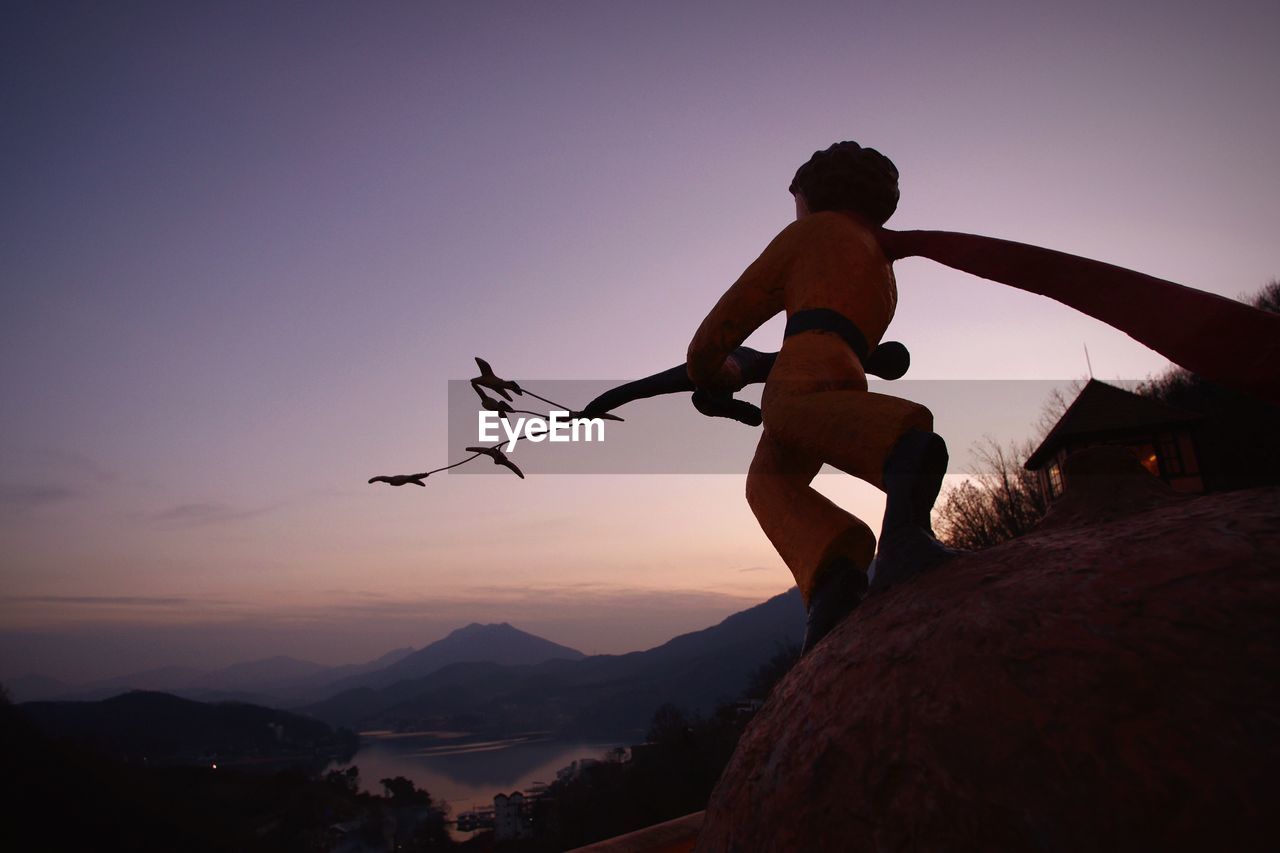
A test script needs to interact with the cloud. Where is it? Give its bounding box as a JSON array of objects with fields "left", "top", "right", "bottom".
[
  {"left": 33, "top": 448, "right": 118, "bottom": 484},
  {"left": 737, "top": 565, "right": 773, "bottom": 573},
  {"left": 154, "top": 501, "right": 275, "bottom": 527},
  {"left": 0, "top": 593, "right": 254, "bottom": 631},
  {"left": 311, "top": 582, "right": 773, "bottom": 623},
  {"left": 5, "top": 595, "right": 194, "bottom": 607},
  {"left": 0, "top": 483, "right": 78, "bottom": 512}
]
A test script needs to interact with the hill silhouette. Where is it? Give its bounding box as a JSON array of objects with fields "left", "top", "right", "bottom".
[
  {"left": 306, "top": 589, "right": 804, "bottom": 736},
  {"left": 13, "top": 646, "right": 417, "bottom": 704},
  {"left": 20, "top": 690, "right": 355, "bottom": 763},
  {"left": 1, "top": 693, "right": 405, "bottom": 852}
]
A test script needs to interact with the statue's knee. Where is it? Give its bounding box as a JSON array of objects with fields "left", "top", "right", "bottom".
[
  {"left": 910, "top": 403, "right": 935, "bottom": 434},
  {"left": 745, "top": 473, "right": 763, "bottom": 511},
  {"left": 745, "top": 468, "right": 770, "bottom": 513}
]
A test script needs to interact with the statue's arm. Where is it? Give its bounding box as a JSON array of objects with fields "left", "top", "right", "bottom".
[
  {"left": 580, "top": 347, "right": 777, "bottom": 423},
  {"left": 886, "top": 229, "right": 1280, "bottom": 402},
  {"left": 581, "top": 364, "right": 692, "bottom": 416},
  {"left": 686, "top": 225, "right": 793, "bottom": 388}
]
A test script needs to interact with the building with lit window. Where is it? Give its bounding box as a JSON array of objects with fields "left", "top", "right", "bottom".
[{"left": 1025, "top": 380, "right": 1205, "bottom": 501}]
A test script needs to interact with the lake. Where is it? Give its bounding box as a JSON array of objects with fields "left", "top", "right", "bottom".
[{"left": 327, "top": 732, "right": 625, "bottom": 820}]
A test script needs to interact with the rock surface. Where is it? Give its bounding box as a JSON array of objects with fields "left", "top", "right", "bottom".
[{"left": 698, "top": 482, "right": 1280, "bottom": 852}]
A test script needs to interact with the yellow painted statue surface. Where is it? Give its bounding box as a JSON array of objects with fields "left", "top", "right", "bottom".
[{"left": 687, "top": 211, "right": 933, "bottom": 604}]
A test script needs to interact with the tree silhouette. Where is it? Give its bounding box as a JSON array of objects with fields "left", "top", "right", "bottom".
[
  {"left": 934, "top": 437, "right": 1050, "bottom": 550},
  {"left": 324, "top": 765, "right": 359, "bottom": 795},
  {"left": 380, "top": 775, "right": 431, "bottom": 806}
]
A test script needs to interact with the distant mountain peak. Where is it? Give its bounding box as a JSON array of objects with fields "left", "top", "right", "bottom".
[
  {"left": 448, "top": 621, "right": 532, "bottom": 639},
  {"left": 325, "top": 621, "right": 586, "bottom": 692}
]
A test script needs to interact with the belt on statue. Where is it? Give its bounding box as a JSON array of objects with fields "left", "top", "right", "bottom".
[{"left": 783, "top": 308, "right": 870, "bottom": 364}]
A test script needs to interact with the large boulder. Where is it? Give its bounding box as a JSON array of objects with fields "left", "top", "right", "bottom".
[{"left": 698, "top": 476, "right": 1279, "bottom": 851}]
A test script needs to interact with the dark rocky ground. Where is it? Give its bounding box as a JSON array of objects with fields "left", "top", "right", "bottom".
[{"left": 699, "top": 455, "right": 1279, "bottom": 852}]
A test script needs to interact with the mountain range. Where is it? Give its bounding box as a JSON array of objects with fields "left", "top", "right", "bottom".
[
  {"left": 303, "top": 588, "right": 804, "bottom": 737},
  {"left": 10, "top": 589, "right": 805, "bottom": 739},
  {"left": 6, "top": 622, "right": 582, "bottom": 705}
]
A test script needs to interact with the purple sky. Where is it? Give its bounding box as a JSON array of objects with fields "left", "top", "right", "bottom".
[{"left": 3, "top": 1, "right": 1278, "bottom": 682}]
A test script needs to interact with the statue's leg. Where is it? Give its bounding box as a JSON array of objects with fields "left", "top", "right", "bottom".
[
  {"left": 746, "top": 432, "right": 876, "bottom": 603},
  {"left": 763, "top": 388, "right": 934, "bottom": 488},
  {"left": 747, "top": 432, "right": 877, "bottom": 653},
  {"left": 763, "top": 389, "right": 959, "bottom": 595}
]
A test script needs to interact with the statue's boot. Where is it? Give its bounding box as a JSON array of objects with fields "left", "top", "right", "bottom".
[
  {"left": 870, "top": 429, "right": 962, "bottom": 594},
  {"left": 801, "top": 557, "right": 868, "bottom": 655}
]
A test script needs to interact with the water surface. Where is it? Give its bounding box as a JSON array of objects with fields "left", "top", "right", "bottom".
[{"left": 329, "top": 733, "right": 624, "bottom": 814}]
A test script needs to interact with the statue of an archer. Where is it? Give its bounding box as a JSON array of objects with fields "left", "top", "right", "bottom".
[
  {"left": 375, "top": 141, "right": 1280, "bottom": 656},
  {"left": 589, "top": 141, "right": 1278, "bottom": 655}
]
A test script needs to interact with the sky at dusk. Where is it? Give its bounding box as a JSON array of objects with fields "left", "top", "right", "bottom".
[{"left": 3, "top": 1, "right": 1278, "bottom": 682}]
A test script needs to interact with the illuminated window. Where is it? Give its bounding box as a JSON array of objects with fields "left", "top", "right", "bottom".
[
  {"left": 1130, "top": 442, "right": 1160, "bottom": 477},
  {"left": 1047, "top": 462, "right": 1063, "bottom": 498}
]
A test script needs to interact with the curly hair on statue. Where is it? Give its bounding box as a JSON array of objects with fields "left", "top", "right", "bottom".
[{"left": 788, "top": 141, "right": 900, "bottom": 225}]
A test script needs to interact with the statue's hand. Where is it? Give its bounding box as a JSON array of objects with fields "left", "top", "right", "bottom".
[
  {"left": 698, "top": 353, "right": 748, "bottom": 393},
  {"left": 691, "top": 389, "right": 763, "bottom": 427}
]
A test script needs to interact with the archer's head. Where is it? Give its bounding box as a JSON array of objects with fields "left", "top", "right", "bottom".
[{"left": 789, "top": 141, "right": 899, "bottom": 225}]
